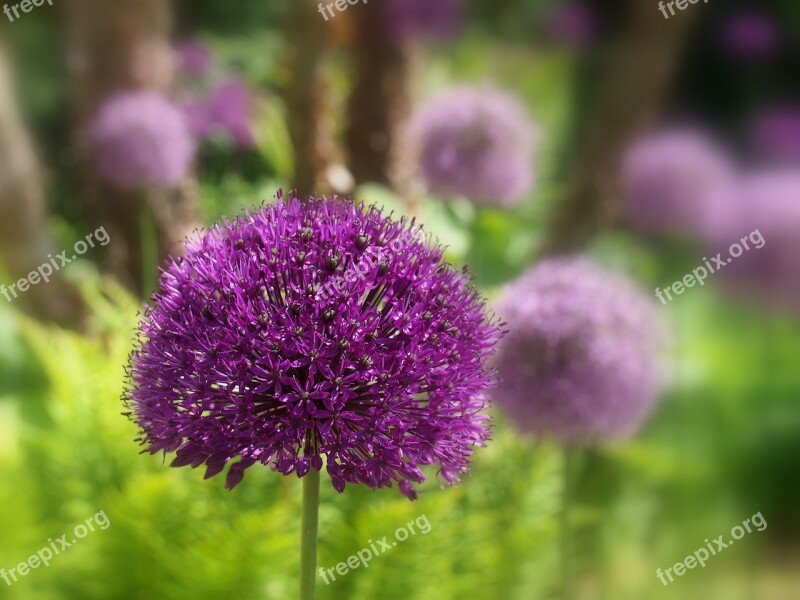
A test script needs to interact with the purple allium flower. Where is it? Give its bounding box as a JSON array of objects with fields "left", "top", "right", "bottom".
[
  {"left": 546, "top": 2, "right": 596, "bottom": 47},
  {"left": 90, "top": 91, "right": 196, "bottom": 190},
  {"left": 492, "top": 257, "right": 664, "bottom": 443},
  {"left": 720, "top": 9, "right": 781, "bottom": 61},
  {"left": 124, "top": 194, "right": 502, "bottom": 499},
  {"left": 175, "top": 40, "right": 214, "bottom": 78},
  {"left": 385, "top": 0, "right": 462, "bottom": 42},
  {"left": 713, "top": 170, "right": 800, "bottom": 309},
  {"left": 622, "top": 129, "right": 736, "bottom": 238},
  {"left": 751, "top": 107, "right": 800, "bottom": 164},
  {"left": 185, "top": 79, "right": 256, "bottom": 149},
  {"left": 409, "top": 86, "right": 539, "bottom": 207}
]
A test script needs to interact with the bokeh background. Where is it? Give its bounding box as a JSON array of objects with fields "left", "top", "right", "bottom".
[{"left": 0, "top": 0, "right": 798, "bottom": 598}]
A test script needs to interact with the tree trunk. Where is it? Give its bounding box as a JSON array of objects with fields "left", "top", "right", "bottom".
[
  {"left": 344, "top": 1, "right": 414, "bottom": 190},
  {"left": 284, "top": 0, "right": 339, "bottom": 198},
  {"left": 0, "top": 44, "right": 87, "bottom": 329},
  {"left": 64, "top": 0, "right": 198, "bottom": 294},
  {"left": 542, "top": 0, "right": 694, "bottom": 255}
]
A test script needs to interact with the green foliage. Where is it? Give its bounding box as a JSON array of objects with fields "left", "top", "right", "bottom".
[{"left": 0, "top": 277, "right": 562, "bottom": 600}]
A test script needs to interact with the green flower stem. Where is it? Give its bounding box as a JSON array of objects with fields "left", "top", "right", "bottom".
[
  {"left": 300, "top": 468, "right": 321, "bottom": 600},
  {"left": 561, "top": 446, "right": 576, "bottom": 600}
]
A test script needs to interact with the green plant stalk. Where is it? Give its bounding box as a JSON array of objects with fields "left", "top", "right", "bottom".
[
  {"left": 300, "top": 468, "right": 320, "bottom": 600},
  {"left": 561, "top": 446, "right": 576, "bottom": 600}
]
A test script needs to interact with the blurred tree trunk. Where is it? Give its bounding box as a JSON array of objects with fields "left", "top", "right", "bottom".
[
  {"left": 284, "top": 0, "right": 340, "bottom": 198},
  {"left": 344, "top": 1, "right": 414, "bottom": 190},
  {"left": 542, "top": 1, "right": 694, "bottom": 255},
  {"left": 0, "top": 45, "right": 87, "bottom": 329},
  {"left": 64, "top": 0, "right": 198, "bottom": 294}
]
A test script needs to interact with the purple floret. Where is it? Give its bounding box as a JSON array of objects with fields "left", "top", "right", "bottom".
[
  {"left": 90, "top": 91, "right": 196, "bottom": 190},
  {"left": 546, "top": 2, "right": 596, "bottom": 47},
  {"left": 185, "top": 79, "right": 256, "bottom": 149},
  {"left": 622, "top": 128, "right": 736, "bottom": 238},
  {"left": 175, "top": 40, "right": 214, "bottom": 78},
  {"left": 751, "top": 107, "right": 800, "bottom": 164},
  {"left": 385, "top": 0, "right": 462, "bottom": 42},
  {"left": 125, "top": 194, "right": 502, "bottom": 499},
  {"left": 409, "top": 86, "right": 539, "bottom": 207},
  {"left": 720, "top": 9, "right": 781, "bottom": 61},
  {"left": 713, "top": 169, "right": 800, "bottom": 310},
  {"left": 492, "top": 257, "right": 665, "bottom": 443}
]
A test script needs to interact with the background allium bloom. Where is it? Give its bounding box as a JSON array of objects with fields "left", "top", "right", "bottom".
[
  {"left": 409, "top": 86, "right": 539, "bottom": 207},
  {"left": 714, "top": 170, "right": 800, "bottom": 309},
  {"left": 125, "top": 195, "right": 502, "bottom": 499},
  {"left": 546, "top": 2, "right": 596, "bottom": 47},
  {"left": 185, "top": 79, "right": 255, "bottom": 148},
  {"left": 622, "top": 129, "right": 736, "bottom": 238},
  {"left": 492, "top": 258, "right": 664, "bottom": 443},
  {"left": 90, "top": 91, "right": 196, "bottom": 189},
  {"left": 385, "top": 0, "right": 461, "bottom": 42},
  {"left": 175, "top": 40, "right": 214, "bottom": 78},
  {"left": 720, "top": 10, "right": 781, "bottom": 61},
  {"left": 751, "top": 107, "right": 800, "bottom": 164}
]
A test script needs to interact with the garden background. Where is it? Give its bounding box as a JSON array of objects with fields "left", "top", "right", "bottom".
[{"left": 0, "top": 1, "right": 798, "bottom": 598}]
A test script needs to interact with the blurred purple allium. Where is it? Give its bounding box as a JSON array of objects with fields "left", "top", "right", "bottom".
[
  {"left": 492, "top": 257, "right": 664, "bottom": 443},
  {"left": 622, "top": 129, "right": 736, "bottom": 238},
  {"left": 175, "top": 40, "right": 214, "bottom": 78},
  {"left": 751, "top": 107, "right": 800, "bottom": 164},
  {"left": 185, "top": 79, "right": 255, "bottom": 149},
  {"left": 409, "top": 86, "right": 539, "bottom": 207},
  {"left": 90, "top": 91, "right": 196, "bottom": 189},
  {"left": 720, "top": 10, "right": 781, "bottom": 61},
  {"left": 546, "top": 2, "right": 596, "bottom": 47},
  {"left": 124, "top": 194, "right": 502, "bottom": 499},
  {"left": 714, "top": 170, "right": 800, "bottom": 308},
  {"left": 385, "top": 0, "right": 462, "bottom": 42}
]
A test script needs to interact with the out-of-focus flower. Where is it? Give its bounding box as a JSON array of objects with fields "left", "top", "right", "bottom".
[
  {"left": 720, "top": 9, "right": 781, "bottom": 61},
  {"left": 185, "top": 79, "right": 255, "bottom": 149},
  {"left": 492, "top": 257, "right": 665, "bottom": 443},
  {"left": 124, "top": 194, "right": 503, "bottom": 499},
  {"left": 409, "top": 85, "right": 539, "bottom": 207},
  {"left": 546, "top": 2, "right": 596, "bottom": 47},
  {"left": 715, "top": 170, "right": 800, "bottom": 309},
  {"left": 90, "top": 91, "right": 196, "bottom": 189},
  {"left": 751, "top": 107, "right": 800, "bottom": 164},
  {"left": 384, "top": 0, "right": 462, "bottom": 42},
  {"left": 622, "top": 129, "right": 736, "bottom": 238},
  {"left": 175, "top": 40, "right": 214, "bottom": 78}
]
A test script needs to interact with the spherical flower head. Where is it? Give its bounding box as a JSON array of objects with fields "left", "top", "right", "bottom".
[
  {"left": 492, "top": 257, "right": 665, "bottom": 443},
  {"left": 546, "top": 2, "right": 596, "bottom": 47},
  {"left": 185, "top": 79, "right": 255, "bottom": 149},
  {"left": 751, "top": 107, "right": 800, "bottom": 164},
  {"left": 90, "top": 91, "right": 196, "bottom": 190},
  {"left": 622, "top": 129, "right": 736, "bottom": 238},
  {"left": 124, "top": 194, "right": 502, "bottom": 499},
  {"left": 175, "top": 40, "right": 214, "bottom": 78},
  {"left": 713, "top": 170, "right": 800, "bottom": 309},
  {"left": 719, "top": 9, "right": 781, "bottom": 61},
  {"left": 385, "top": 0, "right": 462, "bottom": 43},
  {"left": 409, "top": 86, "right": 539, "bottom": 207}
]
